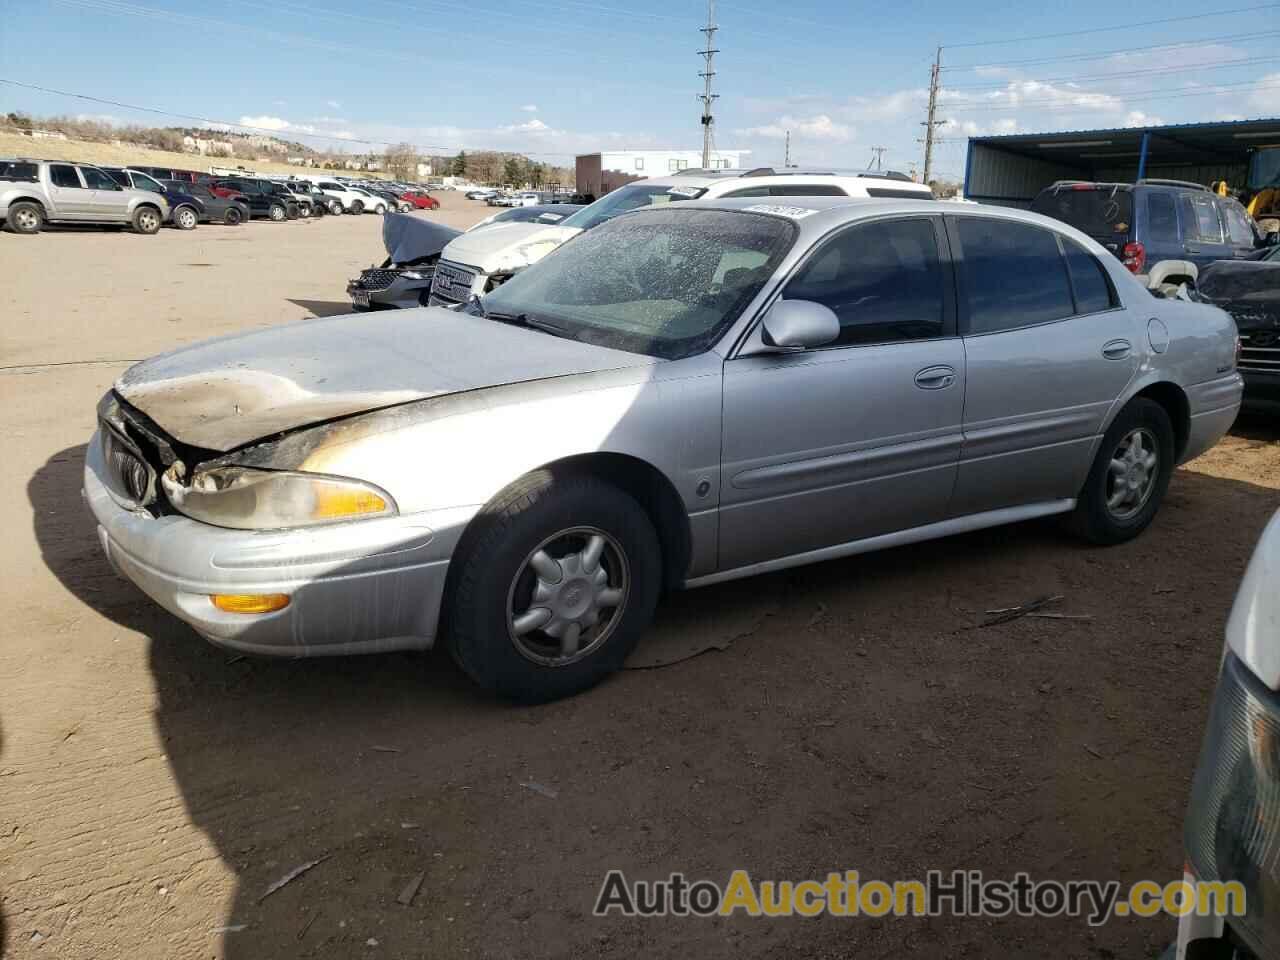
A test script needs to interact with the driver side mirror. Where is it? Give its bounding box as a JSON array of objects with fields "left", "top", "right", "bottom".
[{"left": 760, "top": 299, "right": 840, "bottom": 351}]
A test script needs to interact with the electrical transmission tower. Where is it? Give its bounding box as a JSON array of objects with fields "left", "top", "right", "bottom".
[
  {"left": 699, "top": 0, "right": 719, "bottom": 169},
  {"left": 868, "top": 146, "right": 887, "bottom": 171}
]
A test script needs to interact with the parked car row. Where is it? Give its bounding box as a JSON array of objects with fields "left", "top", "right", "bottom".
[{"left": 1, "top": 158, "right": 445, "bottom": 234}]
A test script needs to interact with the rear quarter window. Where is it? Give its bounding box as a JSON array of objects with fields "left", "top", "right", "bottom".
[
  {"left": 0, "top": 161, "right": 39, "bottom": 182},
  {"left": 1031, "top": 187, "right": 1132, "bottom": 238}
]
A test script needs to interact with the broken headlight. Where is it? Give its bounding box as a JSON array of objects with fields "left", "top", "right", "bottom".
[{"left": 161, "top": 465, "right": 396, "bottom": 530}]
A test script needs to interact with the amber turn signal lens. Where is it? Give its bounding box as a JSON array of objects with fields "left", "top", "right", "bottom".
[
  {"left": 210, "top": 593, "right": 291, "bottom": 614},
  {"left": 312, "top": 487, "right": 388, "bottom": 520}
]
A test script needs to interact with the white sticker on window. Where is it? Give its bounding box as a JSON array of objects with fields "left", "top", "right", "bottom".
[
  {"left": 666, "top": 186, "right": 702, "bottom": 198},
  {"left": 743, "top": 204, "right": 818, "bottom": 218}
]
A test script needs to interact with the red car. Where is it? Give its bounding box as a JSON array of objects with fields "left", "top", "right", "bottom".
[{"left": 400, "top": 190, "right": 440, "bottom": 210}]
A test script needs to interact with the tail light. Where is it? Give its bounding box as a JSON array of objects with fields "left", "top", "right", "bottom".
[{"left": 1122, "top": 241, "right": 1146, "bottom": 274}]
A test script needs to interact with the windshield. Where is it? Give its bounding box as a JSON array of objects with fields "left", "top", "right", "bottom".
[
  {"left": 560, "top": 182, "right": 706, "bottom": 232},
  {"left": 1249, "top": 148, "right": 1280, "bottom": 190},
  {"left": 1031, "top": 185, "right": 1133, "bottom": 239},
  {"left": 478, "top": 208, "right": 795, "bottom": 360}
]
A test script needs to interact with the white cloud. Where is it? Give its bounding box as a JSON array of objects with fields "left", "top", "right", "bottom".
[
  {"left": 237, "top": 115, "right": 317, "bottom": 135},
  {"left": 736, "top": 114, "right": 852, "bottom": 142},
  {"left": 499, "top": 118, "right": 552, "bottom": 133},
  {"left": 326, "top": 99, "right": 342, "bottom": 110},
  {"left": 520, "top": 104, "right": 538, "bottom": 112},
  {"left": 1250, "top": 73, "right": 1280, "bottom": 112}
]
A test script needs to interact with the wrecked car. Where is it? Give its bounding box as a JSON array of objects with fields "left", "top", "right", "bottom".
[
  {"left": 346, "top": 212, "right": 461, "bottom": 311},
  {"left": 84, "top": 198, "right": 1241, "bottom": 702},
  {"left": 1191, "top": 248, "right": 1280, "bottom": 413}
]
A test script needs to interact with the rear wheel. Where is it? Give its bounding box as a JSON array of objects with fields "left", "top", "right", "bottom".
[
  {"left": 399, "top": 202, "right": 413, "bottom": 213},
  {"left": 329, "top": 200, "right": 343, "bottom": 215},
  {"left": 297, "top": 203, "right": 310, "bottom": 218},
  {"left": 350, "top": 200, "right": 364, "bottom": 215},
  {"left": 447, "top": 471, "right": 661, "bottom": 702},
  {"left": 269, "top": 203, "right": 286, "bottom": 222},
  {"left": 1067, "top": 398, "right": 1175, "bottom": 545},
  {"left": 223, "top": 205, "right": 243, "bottom": 226},
  {"left": 174, "top": 205, "right": 199, "bottom": 230},
  {"left": 6, "top": 201, "right": 43, "bottom": 234},
  {"left": 374, "top": 203, "right": 387, "bottom": 215},
  {"left": 132, "top": 206, "right": 162, "bottom": 234}
]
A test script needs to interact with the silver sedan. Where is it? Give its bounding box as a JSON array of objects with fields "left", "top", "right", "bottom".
[{"left": 84, "top": 197, "right": 1243, "bottom": 701}]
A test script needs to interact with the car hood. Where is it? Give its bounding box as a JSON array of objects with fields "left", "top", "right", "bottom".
[
  {"left": 444, "top": 221, "right": 581, "bottom": 272},
  {"left": 382, "top": 212, "right": 461, "bottom": 264},
  {"left": 1196, "top": 260, "right": 1280, "bottom": 332},
  {"left": 114, "top": 307, "right": 656, "bottom": 451}
]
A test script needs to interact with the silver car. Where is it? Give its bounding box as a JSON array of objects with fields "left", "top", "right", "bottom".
[{"left": 83, "top": 198, "right": 1243, "bottom": 701}]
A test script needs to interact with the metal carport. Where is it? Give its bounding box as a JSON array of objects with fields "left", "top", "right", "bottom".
[{"left": 964, "top": 117, "right": 1280, "bottom": 207}]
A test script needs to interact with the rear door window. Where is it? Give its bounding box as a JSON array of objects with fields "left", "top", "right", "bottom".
[
  {"left": 783, "top": 217, "right": 949, "bottom": 347},
  {"left": 49, "top": 164, "right": 82, "bottom": 189},
  {"left": 1181, "top": 195, "right": 1224, "bottom": 242},
  {"left": 81, "top": 167, "right": 121, "bottom": 190},
  {"left": 1145, "top": 192, "right": 1180, "bottom": 244},
  {"left": 1222, "top": 200, "right": 1257, "bottom": 246},
  {"left": 955, "top": 218, "right": 1075, "bottom": 334}
]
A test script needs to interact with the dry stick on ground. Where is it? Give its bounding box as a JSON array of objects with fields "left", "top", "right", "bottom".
[
  {"left": 971, "top": 595, "right": 1064, "bottom": 629},
  {"left": 258, "top": 855, "right": 331, "bottom": 904}
]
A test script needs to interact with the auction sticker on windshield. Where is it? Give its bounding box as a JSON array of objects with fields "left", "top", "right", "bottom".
[{"left": 743, "top": 204, "right": 819, "bottom": 219}]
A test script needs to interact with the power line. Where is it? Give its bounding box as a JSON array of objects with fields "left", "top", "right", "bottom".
[
  {"left": 943, "top": 3, "right": 1280, "bottom": 48},
  {"left": 944, "top": 29, "right": 1280, "bottom": 71},
  {"left": 941, "top": 77, "right": 1279, "bottom": 112},
  {"left": 943, "top": 55, "right": 1280, "bottom": 90},
  {"left": 0, "top": 79, "right": 580, "bottom": 159}
]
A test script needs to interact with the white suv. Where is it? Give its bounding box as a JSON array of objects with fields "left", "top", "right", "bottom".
[
  {"left": 429, "top": 169, "right": 933, "bottom": 305},
  {"left": 311, "top": 179, "right": 373, "bottom": 215}
]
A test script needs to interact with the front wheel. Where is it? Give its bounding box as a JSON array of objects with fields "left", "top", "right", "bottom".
[
  {"left": 223, "top": 205, "right": 243, "bottom": 226},
  {"left": 132, "top": 206, "right": 162, "bottom": 234},
  {"left": 174, "top": 205, "right": 199, "bottom": 230},
  {"left": 374, "top": 203, "right": 387, "bottom": 215},
  {"left": 447, "top": 471, "right": 661, "bottom": 702},
  {"left": 1067, "top": 398, "right": 1175, "bottom": 545},
  {"left": 329, "top": 200, "right": 343, "bottom": 215},
  {"left": 399, "top": 202, "right": 413, "bottom": 213}
]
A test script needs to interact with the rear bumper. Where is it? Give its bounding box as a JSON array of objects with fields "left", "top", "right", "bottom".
[
  {"left": 1181, "top": 373, "right": 1243, "bottom": 463},
  {"left": 83, "top": 429, "right": 468, "bottom": 657}
]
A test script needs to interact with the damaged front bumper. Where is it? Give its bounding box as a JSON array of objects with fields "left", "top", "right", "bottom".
[
  {"left": 347, "top": 267, "right": 434, "bottom": 311},
  {"left": 82, "top": 428, "right": 464, "bottom": 657}
]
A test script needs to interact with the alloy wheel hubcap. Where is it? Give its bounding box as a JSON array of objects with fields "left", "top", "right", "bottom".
[
  {"left": 507, "top": 527, "right": 628, "bottom": 666},
  {"left": 16, "top": 210, "right": 36, "bottom": 229},
  {"left": 1106, "top": 427, "right": 1158, "bottom": 520},
  {"left": 179, "top": 210, "right": 195, "bottom": 227}
]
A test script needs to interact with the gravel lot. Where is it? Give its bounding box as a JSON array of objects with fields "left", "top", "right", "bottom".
[{"left": 1, "top": 193, "right": 1277, "bottom": 959}]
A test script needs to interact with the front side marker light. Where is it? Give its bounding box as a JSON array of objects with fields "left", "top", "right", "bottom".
[{"left": 211, "top": 593, "right": 291, "bottom": 614}]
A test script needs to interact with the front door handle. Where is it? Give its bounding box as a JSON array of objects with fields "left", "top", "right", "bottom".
[
  {"left": 1184, "top": 246, "right": 1202, "bottom": 255},
  {"left": 1102, "top": 339, "right": 1132, "bottom": 360},
  {"left": 914, "top": 365, "right": 957, "bottom": 390}
]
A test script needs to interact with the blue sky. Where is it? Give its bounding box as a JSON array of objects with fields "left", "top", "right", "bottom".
[{"left": 2, "top": 0, "right": 1277, "bottom": 179}]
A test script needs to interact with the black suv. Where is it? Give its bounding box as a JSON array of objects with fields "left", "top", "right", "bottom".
[{"left": 212, "top": 178, "right": 300, "bottom": 221}]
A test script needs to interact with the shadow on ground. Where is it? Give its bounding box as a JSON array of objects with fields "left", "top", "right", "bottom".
[
  {"left": 28, "top": 440, "right": 1280, "bottom": 959},
  {"left": 286, "top": 298, "right": 359, "bottom": 317}
]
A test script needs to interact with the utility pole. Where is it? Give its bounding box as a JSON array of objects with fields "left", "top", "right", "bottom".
[
  {"left": 868, "top": 146, "right": 887, "bottom": 171},
  {"left": 784, "top": 130, "right": 791, "bottom": 168},
  {"left": 699, "top": 0, "right": 719, "bottom": 169},
  {"left": 922, "top": 45, "right": 944, "bottom": 184}
]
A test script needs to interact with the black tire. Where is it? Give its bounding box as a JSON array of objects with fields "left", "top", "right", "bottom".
[
  {"left": 173, "top": 205, "right": 199, "bottom": 230},
  {"left": 1067, "top": 397, "right": 1175, "bottom": 545},
  {"left": 132, "top": 205, "right": 162, "bottom": 235},
  {"left": 374, "top": 203, "right": 387, "bottom": 215},
  {"left": 310, "top": 201, "right": 324, "bottom": 218},
  {"left": 269, "top": 203, "right": 286, "bottom": 222},
  {"left": 223, "top": 205, "right": 243, "bottom": 226},
  {"left": 5, "top": 200, "right": 43, "bottom": 234},
  {"left": 350, "top": 199, "right": 364, "bottom": 215},
  {"left": 447, "top": 470, "right": 661, "bottom": 702}
]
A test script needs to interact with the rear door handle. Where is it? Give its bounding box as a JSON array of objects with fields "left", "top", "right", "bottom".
[
  {"left": 914, "top": 365, "right": 957, "bottom": 390},
  {"left": 1101, "top": 339, "right": 1132, "bottom": 360}
]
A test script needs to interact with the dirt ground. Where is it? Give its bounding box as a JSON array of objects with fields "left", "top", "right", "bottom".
[{"left": 1, "top": 194, "right": 1277, "bottom": 960}]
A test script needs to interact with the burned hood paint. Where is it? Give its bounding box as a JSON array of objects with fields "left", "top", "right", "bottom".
[
  {"left": 442, "top": 220, "right": 581, "bottom": 272},
  {"left": 381, "top": 212, "right": 461, "bottom": 265},
  {"left": 115, "top": 307, "right": 657, "bottom": 451}
]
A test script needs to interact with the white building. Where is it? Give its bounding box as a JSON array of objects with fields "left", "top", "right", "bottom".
[{"left": 575, "top": 149, "right": 751, "bottom": 197}]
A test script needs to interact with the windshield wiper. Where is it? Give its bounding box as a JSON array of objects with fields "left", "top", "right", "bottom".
[{"left": 468, "top": 297, "right": 569, "bottom": 337}]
